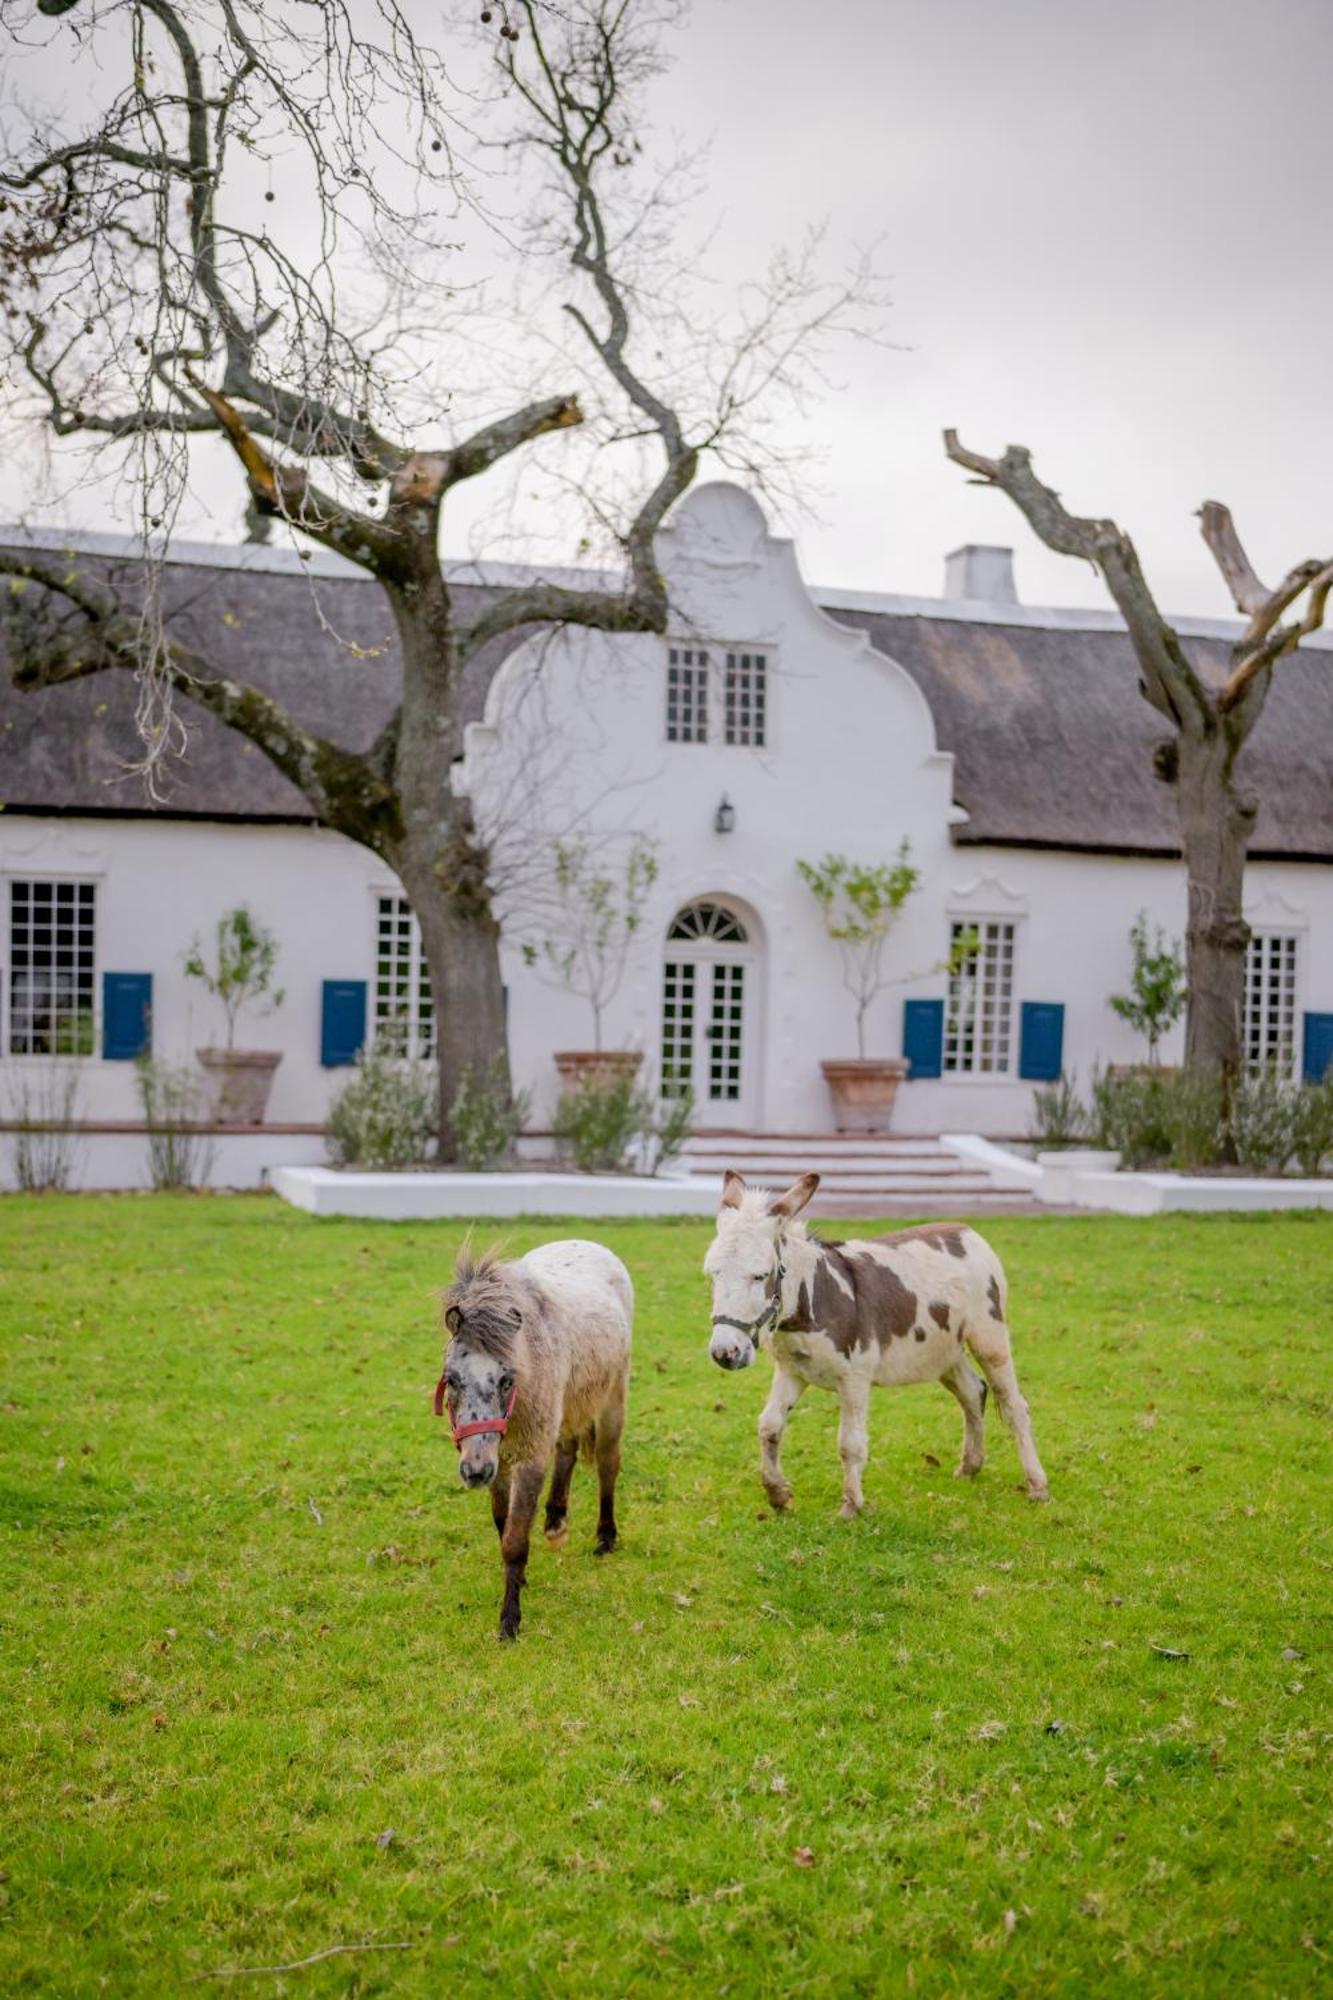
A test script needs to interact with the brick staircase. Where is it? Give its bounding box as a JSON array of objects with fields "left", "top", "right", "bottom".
[{"left": 677, "top": 1131, "right": 1033, "bottom": 1217}]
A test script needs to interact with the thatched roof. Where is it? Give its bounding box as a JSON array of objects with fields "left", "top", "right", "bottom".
[
  {"left": 825, "top": 603, "right": 1333, "bottom": 860},
  {"left": 0, "top": 533, "right": 523, "bottom": 823},
  {"left": 1, "top": 529, "right": 1329, "bottom": 859}
]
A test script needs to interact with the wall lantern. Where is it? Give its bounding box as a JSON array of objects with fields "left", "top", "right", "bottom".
[{"left": 714, "top": 794, "right": 736, "bottom": 835}]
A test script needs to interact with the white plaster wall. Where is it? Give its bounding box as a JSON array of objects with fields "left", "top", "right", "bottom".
[{"left": 0, "top": 816, "right": 391, "bottom": 1124}]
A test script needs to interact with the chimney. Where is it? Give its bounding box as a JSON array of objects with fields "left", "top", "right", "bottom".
[{"left": 944, "top": 544, "right": 1017, "bottom": 604}]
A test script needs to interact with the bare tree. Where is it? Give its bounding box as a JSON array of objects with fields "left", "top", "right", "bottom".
[
  {"left": 0, "top": 0, "right": 878, "bottom": 1157},
  {"left": 944, "top": 429, "right": 1333, "bottom": 1114}
]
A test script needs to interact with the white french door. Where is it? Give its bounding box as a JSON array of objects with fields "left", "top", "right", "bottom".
[{"left": 661, "top": 902, "right": 757, "bottom": 1128}]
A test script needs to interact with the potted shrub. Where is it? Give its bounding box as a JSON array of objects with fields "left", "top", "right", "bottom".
[
  {"left": 185, "top": 906, "right": 285, "bottom": 1124},
  {"left": 523, "top": 835, "right": 658, "bottom": 1091},
  {"left": 797, "top": 845, "right": 921, "bottom": 1133}
]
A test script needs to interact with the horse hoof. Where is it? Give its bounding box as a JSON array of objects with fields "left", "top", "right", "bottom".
[
  {"left": 498, "top": 1620, "right": 520, "bottom": 1642},
  {"left": 545, "top": 1523, "right": 569, "bottom": 1549},
  {"left": 594, "top": 1536, "right": 617, "bottom": 1557}
]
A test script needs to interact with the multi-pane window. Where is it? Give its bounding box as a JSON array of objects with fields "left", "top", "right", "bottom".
[
  {"left": 7, "top": 879, "right": 97, "bottom": 1056},
  {"left": 660, "top": 959, "right": 696, "bottom": 1099},
  {"left": 374, "top": 894, "right": 434, "bottom": 1059},
  {"left": 666, "top": 646, "right": 709, "bottom": 743},
  {"left": 1245, "top": 932, "right": 1299, "bottom": 1075},
  {"left": 944, "top": 920, "right": 1015, "bottom": 1075},
  {"left": 707, "top": 961, "right": 745, "bottom": 1101},
  {"left": 724, "top": 649, "right": 767, "bottom": 747}
]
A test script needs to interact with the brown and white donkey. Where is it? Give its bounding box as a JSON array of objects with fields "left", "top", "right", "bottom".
[{"left": 705, "top": 1171, "right": 1048, "bottom": 1517}]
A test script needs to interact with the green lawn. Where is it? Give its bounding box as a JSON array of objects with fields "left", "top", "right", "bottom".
[{"left": 1, "top": 1197, "right": 1329, "bottom": 1997}]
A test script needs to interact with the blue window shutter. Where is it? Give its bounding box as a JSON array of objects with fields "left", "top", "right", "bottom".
[
  {"left": 1302, "top": 1012, "right": 1333, "bottom": 1083},
  {"left": 321, "top": 980, "right": 367, "bottom": 1067},
  {"left": 1019, "top": 1001, "right": 1065, "bottom": 1082},
  {"left": 902, "top": 998, "right": 944, "bottom": 1079},
  {"left": 101, "top": 972, "right": 152, "bottom": 1060}
]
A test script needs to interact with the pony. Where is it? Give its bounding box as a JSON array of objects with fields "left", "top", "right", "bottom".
[
  {"left": 704, "top": 1170, "right": 1048, "bottom": 1517},
  {"left": 437, "top": 1239, "right": 633, "bottom": 1639}
]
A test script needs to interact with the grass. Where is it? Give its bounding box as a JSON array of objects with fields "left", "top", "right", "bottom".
[{"left": 0, "top": 1196, "right": 1330, "bottom": 1998}]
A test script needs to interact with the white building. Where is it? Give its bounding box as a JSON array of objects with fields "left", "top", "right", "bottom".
[{"left": 2, "top": 483, "right": 1331, "bottom": 1184}]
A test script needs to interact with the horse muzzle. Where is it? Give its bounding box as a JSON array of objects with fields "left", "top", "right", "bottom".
[{"left": 459, "top": 1448, "right": 498, "bottom": 1488}]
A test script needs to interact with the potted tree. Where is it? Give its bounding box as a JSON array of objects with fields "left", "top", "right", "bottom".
[
  {"left": 523, "top": 836, "right": 658, "bottom": 1092},
  {"left": 186, "top": 906, "right": 286, "bottom": 1125},
  {"left": 1108, "top": 911, "right": 1187, "bottom": 1076},
  {"left": 797, "top": 845, "right": 921, "bottom": 1133}
]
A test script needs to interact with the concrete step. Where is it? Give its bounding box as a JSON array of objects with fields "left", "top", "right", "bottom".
[{"left": 678, "top": 1131, "right": 1027, "bottom": 1213}]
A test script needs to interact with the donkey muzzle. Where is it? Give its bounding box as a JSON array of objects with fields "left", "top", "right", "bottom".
[{"left": 710, "top": 1326, "right": 756, "bottom": 1371}]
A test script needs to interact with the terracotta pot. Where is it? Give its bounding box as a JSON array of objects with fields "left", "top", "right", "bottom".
[
  {"left": 819, "top": 1057, "right": 910, "bottom": 1135},
  {"left": 553, "top": 1050, "right": 644, "bottom": 1091},
  {"left": 196, "top": 1047, "right": 283, "bottom": 1125}
]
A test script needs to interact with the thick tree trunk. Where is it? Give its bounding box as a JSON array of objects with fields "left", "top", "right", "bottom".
[
  {"left": 388, "top": 560, "right": 512, "bottom": 1162},
  {"left": 1175, "top": 727, "right": 1254, "bottom": 1111},
  {"left": 396, "top": 832, "right": 510, "bottom": 1162}
]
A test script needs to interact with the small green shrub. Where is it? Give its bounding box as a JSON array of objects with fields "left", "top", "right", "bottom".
[
  {"left": 1090, "top": 1066, "right": 1173, "bottom": 1168},
  {"left": 554, "top": 1073, "right": 649, "bottom": 1173},
  {"left": 327, "top": 1036, "right": 437, "bottom": 1168},
  {"left": 6, "top": 1061, "right": 82, "bottom": 1191},
  {"left": 1163, "top": 1070, "right": 1224, "bottom": 1172},
  {"left": 450, "top": 1060, "right": 530, "bottom": 1171},
  {"left": 135, "top": 1056, "right": 214, "bottom": 1191},
  {"left": 1231, "top": 1068, "right": 1297, "bottom": 1174},
  {"left": 645, "top": 1084, "right": 696, "bottom": 1175},
  {"left": 1292, "top": 1078, "right": 1333, "bottom": 1177},
  {"left": 185, "top": 905, "right": 283, "bottom": 1050},
  {"left": 1028, "top": 1073, "right": 1089, "bottom": 1148},
  {"left": 553, "top": 1074, "right": 695, "bottom": 1175}
]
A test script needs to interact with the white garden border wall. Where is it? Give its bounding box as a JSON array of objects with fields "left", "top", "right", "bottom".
[
  {"left": 271, "top": 1164, "right": 722, "bottom": 1220},
  {"left": 941, "top": 1135, "right": 1333, "bottom": 1215}
]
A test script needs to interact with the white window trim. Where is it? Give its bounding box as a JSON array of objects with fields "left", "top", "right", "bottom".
[
  {"left": 664, "top": 638, "right": 775, "bottom": 751},
  {"left": 941, "top": 912, "right": 1020, "bottom": 1082},
  {"left": 370, "top": 887, "right": 435, "bottom": 1061},
  {"left": 2, "top": 871, "right": 102, "bottom": 1063},
  {"left": 1245, "top": 928, "right": 1304, "bottom": 1078}
]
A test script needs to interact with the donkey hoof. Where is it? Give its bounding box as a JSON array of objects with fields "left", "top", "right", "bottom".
[
  {"left": 545, "top": 1522, "right": 569, "bottom": 1549},
  {"left": 837, "top": 1499, "right": 863, "bottom": 1521},
  {"left": 498, "top": 1618, "right": 520, "bottom": 1642},
  {"left": 763, "top": 1483, "right": 794, "bottom": 1512},
  {"left": 1027, "top": 1483, "right": 1051, "bottom": 1504},
  {"left": 955, "top": 1461, "right": 983, "bottom": 1480}
]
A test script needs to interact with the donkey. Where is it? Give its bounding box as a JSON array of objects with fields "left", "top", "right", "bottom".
[
  {"left": 436, "top": 1239, "right": 633, "bottom": 1639},
  {"left": 705, "top": 1171, "right": 1048, "bottom": 1518}
]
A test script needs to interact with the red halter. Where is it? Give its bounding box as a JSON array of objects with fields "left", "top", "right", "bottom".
[{"left": 434, "top": 1374, "right": 518, "bottom": 1449}]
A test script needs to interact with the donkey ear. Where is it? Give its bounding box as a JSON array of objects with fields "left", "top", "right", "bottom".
[
  {"left": 720, "top": 1168, "right": 748, "bottom": 1210},
  {"left": 768, "top": 1172, "right": 820, "bottom": 1220}
]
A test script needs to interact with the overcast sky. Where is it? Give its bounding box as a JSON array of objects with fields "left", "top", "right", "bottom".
[{"left": 5, "top": 0, "right": 1331, "bottom": 616}]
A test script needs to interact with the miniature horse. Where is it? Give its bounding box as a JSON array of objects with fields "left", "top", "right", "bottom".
[
  {"left": 705, "top": 1171, "right": 1048, "bottom": 1517},
  {"left": 437, "top": 1240, "right": 633, "bottom": 1639}
]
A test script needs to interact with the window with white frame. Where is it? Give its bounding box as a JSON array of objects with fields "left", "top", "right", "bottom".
[
  {"left": 944, "top": 919, "right": 1015, "bottom": 1075},
  {"left": 374, "top": 894, "right": 434, "bottom": 1058},
  {"left": 666, "top": 646, "right": 709, "bottom": 743},
  {"left": 724, "top": 649, "right": 767, "bottom": 747},
  {"left": 1245, "top": 931, "right": 1299, "bottom": 1075},
  {"left": 7, "top": 879, "right": 98, "bottom": 1056}
]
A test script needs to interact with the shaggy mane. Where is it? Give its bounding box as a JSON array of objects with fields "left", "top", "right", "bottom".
[{"left": 443, "top": 1243, "right": 524, "bottom": 1360}]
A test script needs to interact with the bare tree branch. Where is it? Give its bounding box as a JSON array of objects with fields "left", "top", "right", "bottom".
[
  {"left": 0, "top": 551, "right": 396, "bottom": 846},
  {"left": 943, "top": 429, "right": 1212, "bottom": 731}
]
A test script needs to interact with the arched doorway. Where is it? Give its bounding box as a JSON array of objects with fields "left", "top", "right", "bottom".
[{"left": 660, "top": 899, "right": 760, "bottom": 1128}]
